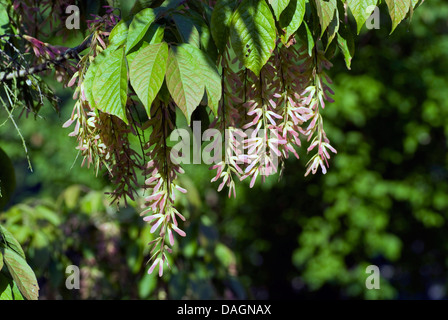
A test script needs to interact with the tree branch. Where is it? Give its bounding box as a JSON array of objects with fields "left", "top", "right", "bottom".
[{"left": 0, "top": 34, "right": 93, "bottom": 82}]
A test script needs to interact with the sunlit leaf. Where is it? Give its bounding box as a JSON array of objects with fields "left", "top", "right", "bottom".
[
  {"left": 337, "top": 24, "right": 355, "bottom": 70},
  {"left": 230, "top": 0, "right": 276, "bottom": 76},
  {"left": 0, "top": 226, "right": 25, "bottom": 260},
  {"left": 166, "top": 44, "right": 221, "bottom": 123},
  {"left": 279, "top": 0, "right": 306, "bottom": 44},
  {"left": 268, "top": 0, "right": 290, "bottom": 21},
  {"left": 130, "top": 42, "right": 169, "bottom": 117},
  {"left": 3, "top": 248, "right": 39, "bottom": 300},
  {"left": 314, "top": 0, "right": 337, "bottom": 37},
  {"left": 385, "top": 0, "right": 411, "bottom": 33},
  {"left": 109, "top": 19, "right": 129, "bottom": 47},
  {"left": 0, "top": 272, "right": 24, "bottom": 300},
  {"left": 126, "top": 8, "right": 157, "bottom": 54},
  {"left": 92, "top": 48, "right": 128, "bottom": 123},
  {"left": 346, "top": 0, "right": 378, "bottom": 34}
]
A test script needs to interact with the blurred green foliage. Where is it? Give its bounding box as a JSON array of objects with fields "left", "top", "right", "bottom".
[{"left": 1, "top": 0, "right": 448, "bottom": 300}]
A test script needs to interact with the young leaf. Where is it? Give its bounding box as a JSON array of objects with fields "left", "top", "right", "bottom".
[
  {"left": 346, "top": 0, "right": 378, "bottom": 34},
  {"left": 210, "top": 0, "right": 238, "bottom": 53},
  {"left": 385, "top": 0, "right": 411, "bottom": 33},
  {"left": 313, "top": 0, "right": 337, "bottom": 37},
  {"left": 268, "top": 0, "right": 291, "bottom": 21},
  {"left": 130, "top": 42, "right": 169, "bottom": 117},
  {"left": 0, "top": 226, "right": 25, "bottom": 260},
  {"left": 279, "top": 0, "right": 306, "bottom": 44},
  {"left": 126, "top": 8, "right": 157, "bottom": 54},
  {"left": 230, "top": 0, "right": 276, "bottom": 76},
  {"left": 3, "top": 248, "right": 39, "bottom": 300},
  {"left": 92, "top": 48, "right": 128, "bottom": 123}
]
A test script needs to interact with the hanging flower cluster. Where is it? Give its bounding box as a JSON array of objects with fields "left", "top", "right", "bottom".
[
  {"left": 238, "top": 62, "right": 287, "bottom": 187},
  {"left": 273, "top": 45, "right": 310, "bottom": 161},
  {"left": 64, "top": 30, "right": 111, "bottom": 173},
  {"left": 140, "top": 101, "right": 187, "bottom": 276},
  {"left": 58, "top": 2, "right": 338, "bottom": 278},
  {"left": 100, "top": 111, "right": 142, "bottom": 206},
  {"left": 213, "top": 43, "right": 337, "bottom": 191},
  {"left": 210, "top": 51, "right": 246, "bottom": 198},
  {"left": 2, "top": 0, "right": 424, "bottom": 282},
  {"left": 300, "top": 49, "right": 338, "bottom": 176},
  {"left": 64, "top": 10, "right": 141, "bottom": 205}
]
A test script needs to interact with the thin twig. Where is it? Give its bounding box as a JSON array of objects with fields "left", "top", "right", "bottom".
[{"left": 0, "top": 34, "right": 93, "bottom": 81}]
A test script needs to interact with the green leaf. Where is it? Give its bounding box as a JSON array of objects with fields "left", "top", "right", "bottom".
[
  {"left": 408, "top": 0, "right": 421, "bottom": 22},
  {"left": 160, "top": 0, "right": 184, "bottom": 9},
  {"left": 0, "top": 272, "right": 24, "bottom": 300},
  {"left": 385, "top": 0, "right": 411, "bottom": 33},
  {"left": 126, "top": 24, "right": 165, "bottom": 66},
  {"left": 346, "top": 0, "right": 378, "bottom": 34},
  {"left": 126, "top": 8, "right": 157, "bottom": 54},
  {"left": 215, "top": 243, "right": 236, "bottom": 268},
  {"left": 109, "top": 19, "right": 129, "bottom": 47},
  {"left": 230, "top": 0, "right": 277, "bottom": 76},
  {"left": 326, "top": 6, "right": 339, "bottom": 48},
  {"left": 187, "top": 10, "right": 219, "bottom": 62},
  {"left": 337, "top": 24, "right": 355, "bottom": 70},
  {"left": 83, "top": 49, "right": 110, "bottom": 110},
  {"left": 268, "top": 0, "right": 290, "bottom": 21},
  {"left": 0, "top": 2, "right": 10, "bottom": 35},
  {"left": 166, "top": 44, "right": 221, "bottom": 123},
  {"left": 3, "top": 248, "right": 39, "bottom": 300},
  {"left": 0, "top": 226, "right": 25, "bottom": 260},
  {"left": 173, "top": 14, "right": 201, "bottom": 48},
  {"left": 210, "top": 0, "right": 238, "bottom": 52},
  {"left": 131, "top": 0, "right": 156, "bottom": 14},
  {"left": 35, "top": 205, "right": 61, "bottom": 226},
  {"left": 0, "top": 148, "right": 15, "bottom": 210},
  {"left": 300, "top": 21, "right": 315, "bottom": 57},
  {"left": 0, "top": 251, "right": 3, "bottom": 271},
  {"left": 138, "top": 271, "right": 157, "bottom": 298},
  {"left": 130, "top": 42, "right": 169, "bottom": 117},
  {"left": 279, "top": 0, "right": 306, "bottom": 43},
  {"left": 313, "top": 0, "right": 337, "bottom": 37},
  {"left": 92, "top": 48, "right": 128, "bottom": 123},
  {"left": 166, "top": 45, "right": 204, "bottom": 124},
  {"left": 197, "top": 51, "right": 221, "bottom": 116}
]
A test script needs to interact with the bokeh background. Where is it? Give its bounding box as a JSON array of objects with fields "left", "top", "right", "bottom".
[{"left": 1, "top": 0, "right": 448, "bottom": 300}]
